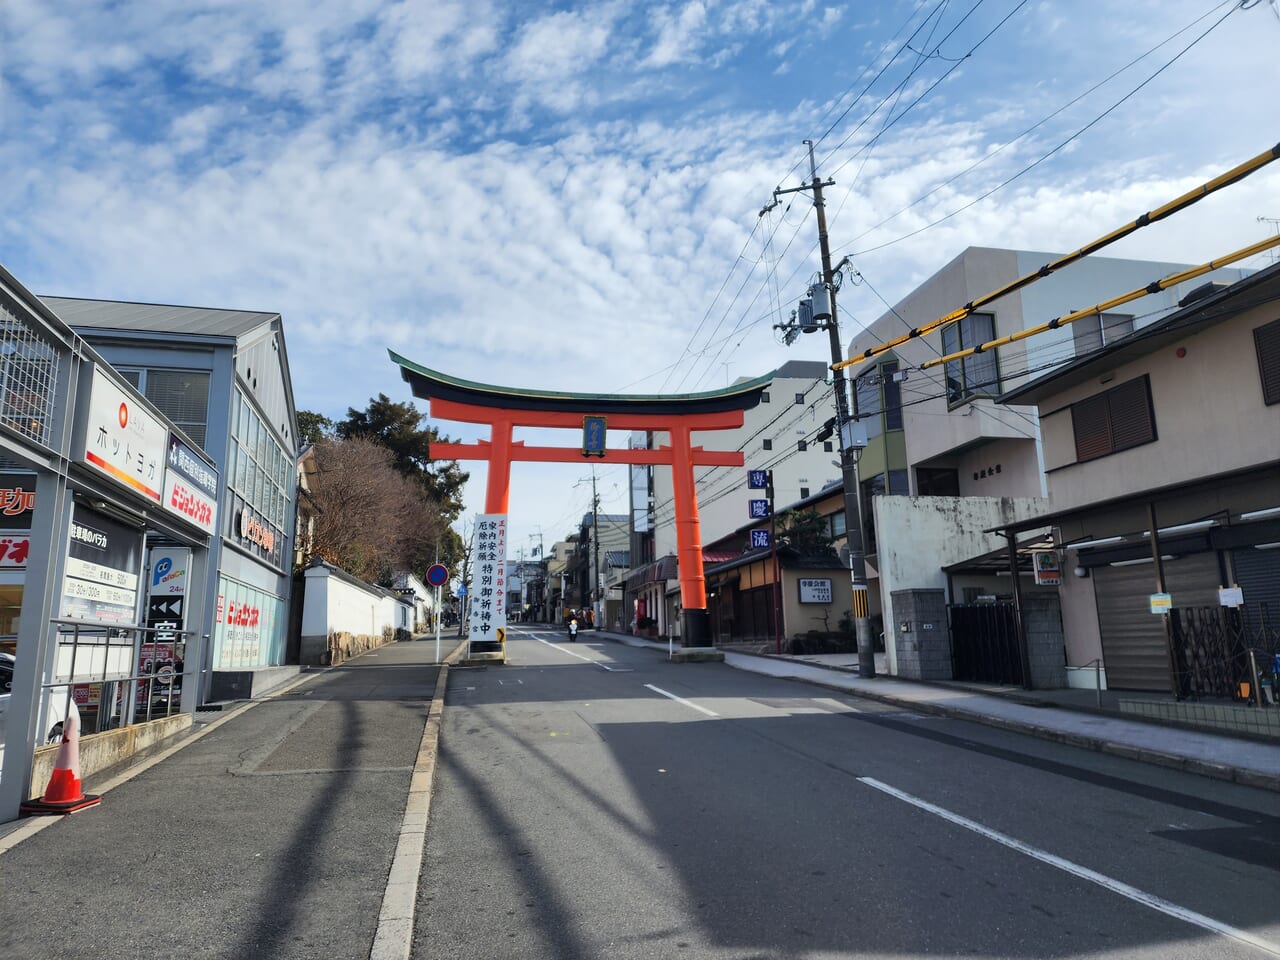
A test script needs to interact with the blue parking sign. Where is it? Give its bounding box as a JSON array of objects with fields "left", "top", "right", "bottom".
[
  {"left": 750, "top": 529, "right": 771, "bottom": 549},
  {"left": 749, "top": 499, "right": 770, "bottom": 518}
]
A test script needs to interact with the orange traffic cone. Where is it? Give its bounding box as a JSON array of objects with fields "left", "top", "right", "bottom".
[{"left": 21, "top": 702, "right": 101, "bottom": 816}]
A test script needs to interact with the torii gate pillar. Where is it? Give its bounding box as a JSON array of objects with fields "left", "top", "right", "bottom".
[{"left": 392, "top": 353, "right": 771, "bottom": 650}]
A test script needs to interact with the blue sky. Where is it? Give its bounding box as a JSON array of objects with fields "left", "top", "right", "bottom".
[{"left": 3, "top": 0, "right": 1279, "bottom": 553}]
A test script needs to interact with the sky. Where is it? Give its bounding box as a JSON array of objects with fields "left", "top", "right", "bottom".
[{"left": 3, "top": 0, "right": 1279, "bottom": 560}]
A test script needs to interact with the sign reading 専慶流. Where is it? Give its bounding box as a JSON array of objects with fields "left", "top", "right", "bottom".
[
  {"left": 798, "top": 578, "right": 833, "bottom": 604},
  {"left": 469, "top": 514, "right": 508, "bottom": 648}
]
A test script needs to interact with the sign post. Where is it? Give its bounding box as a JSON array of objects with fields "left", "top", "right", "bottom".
[{"left": 426, "top": 563, "right": 450, "bottom": 663}]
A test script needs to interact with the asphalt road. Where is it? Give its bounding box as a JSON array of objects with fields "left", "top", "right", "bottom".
[{"left": 415, "top": 625, "right": 1280, "bottom": 960}]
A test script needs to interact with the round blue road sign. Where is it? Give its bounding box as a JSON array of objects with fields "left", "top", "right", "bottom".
[{"left": 426, "top": 563, "right": 449, "bottom": 586}]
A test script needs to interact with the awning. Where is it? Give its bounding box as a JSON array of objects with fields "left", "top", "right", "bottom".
[{"left": 623, "top": 554, "right": 678, "bottom": 591}]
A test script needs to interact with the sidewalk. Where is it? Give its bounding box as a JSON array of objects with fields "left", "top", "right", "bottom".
[
  {"left": 0, "top": 639, "right": 452, "bottom": 960},
  {"left": 587, "top": 628, "right": 1280, "bottom": 793}
]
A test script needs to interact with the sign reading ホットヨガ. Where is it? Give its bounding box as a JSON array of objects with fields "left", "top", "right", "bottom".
[
  {"left": 82, "top": 365, "right": 166, "bottom": 504},
  {"left": 468, "top": 514, "right": 507, "bottom": 646}
]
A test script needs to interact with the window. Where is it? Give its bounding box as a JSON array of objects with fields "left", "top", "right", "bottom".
[
  {"left": 800, "top": 487, "right": 810, "bottom": 499},
  {"left": 855, "top": 369, "right": 882, "bottom": 440},
  {"left": 761, "top": 391, "right": 770, "bottom": 403},
  {"left": 762, "top": 439, "right": 772, "bottom": 451},
  {"left": 883, "top": 361, "right": 903, "bottom": 430},
  {"left": 1073, "top": 312, "right": 1134, "bottom": 356},
  {"left": 828, "top": 511, "right": 846, "bottom": 539},
  {"left": 941, "top": 313, "right": 998, "bottom": 404},
  {"left": 1256, "top": 317, "right": 1280, "bottom": 405},
  {"left": 823, "top": 441, "right": 833, "bottom": 452},
  {"left": 144, "top": 370, "right": 210, "bottom": 448},
  {"left": 797, "top": 440, "right": 807, "bottom": 452},
  {"left": 1071, "top": 375, "right": 1156, "bottom": 462},
  {"left": 794, "top": 393, "right": 805, "bottom": 405},
  {"left": 916, "top": 467, "right": 960, "bottom": 496}
]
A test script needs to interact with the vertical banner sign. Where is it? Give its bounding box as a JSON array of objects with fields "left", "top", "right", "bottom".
[
  {"left": 142, "top": 546, "right": 189, "bottom": 705},
  {"left": 469, "top": 514, "right": 508, "bottom": 649}
]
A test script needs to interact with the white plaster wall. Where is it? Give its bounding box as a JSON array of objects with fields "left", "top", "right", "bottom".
[
  {"left": 873, "top": 495, "right": 1049, "bottom": 674},
  {"left": 302, "top": 566, "right": 406, "bottom": 639}
]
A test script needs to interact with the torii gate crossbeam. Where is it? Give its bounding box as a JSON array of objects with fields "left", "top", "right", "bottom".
[{"left": 392, "top": 352, "right": 772, "bottom": 649}]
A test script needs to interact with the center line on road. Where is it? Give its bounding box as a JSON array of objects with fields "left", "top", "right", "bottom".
[
  {"left": 644, "top": 683, "right": 719, "bottom": 717},
  {"left": 531, "top": 634, "right": 599, "bottom": 665},
  {"left": 858, "top": 776, "right": 1280, "bottom": 958}
]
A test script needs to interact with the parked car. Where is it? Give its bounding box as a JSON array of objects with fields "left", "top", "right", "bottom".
[{"left": 0, "top": 651, "right": 74, "bottom": 748}]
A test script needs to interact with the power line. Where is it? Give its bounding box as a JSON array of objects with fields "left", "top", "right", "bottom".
[{"left": 841, "top": 0, "right": 1244, "bottom": 259}]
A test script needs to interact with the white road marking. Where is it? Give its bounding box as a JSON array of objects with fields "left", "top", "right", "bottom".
[
  {"left": 531, "top": 634, "right": 597, "bottom": 663},
  {"left": 644, "top": 683, "right": 719, "bottom": 717},
  {"left": 858, "top": 776, "right": 1280, "bottom": 958}
]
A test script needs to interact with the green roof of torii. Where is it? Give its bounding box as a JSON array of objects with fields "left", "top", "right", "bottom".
[{"left": 390, "top": 350, "right": 773, "bottom": 415}]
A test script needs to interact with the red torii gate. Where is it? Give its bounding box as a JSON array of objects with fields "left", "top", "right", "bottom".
[{"left": 391, "top": 352, "right": 771, "bottom": 650}]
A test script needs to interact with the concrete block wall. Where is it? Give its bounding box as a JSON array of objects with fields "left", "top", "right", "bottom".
[
  {"left": 891, "top": 589, "right": 951, "bottom": 680},
  {"left": 1023, "top": 596, "right": 1067, "bottom": 689}
]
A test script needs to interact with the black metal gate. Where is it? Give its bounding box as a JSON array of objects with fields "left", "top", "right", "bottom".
[
  {"left": 948, "top": 602, "right": 1025, "bottom": 685},
  {"left": 1170, "top": 603, "right": 1280, "bottom": 701}
]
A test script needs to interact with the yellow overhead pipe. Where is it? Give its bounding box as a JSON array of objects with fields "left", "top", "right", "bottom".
[
  {"left": 833, "top": 140, "right": 1280, "bottom": 373},
  {"left": 918, "top": 233, "right": 1280, "bottom": 371}
]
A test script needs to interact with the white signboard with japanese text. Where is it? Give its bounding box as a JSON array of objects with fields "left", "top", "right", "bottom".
[
  {"left": 798, "top": 578, "right": 833, "bottom": 604},
  {"left": 468, "top": 514, "right": 508, "bottom": 646},
  {"left": 82, "top": 365, "right": 166, "bottom": 504}
]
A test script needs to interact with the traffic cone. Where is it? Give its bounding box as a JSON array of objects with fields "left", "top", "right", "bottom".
[{"left": 21, "top": 702, "right": 101, "bottom": 816}]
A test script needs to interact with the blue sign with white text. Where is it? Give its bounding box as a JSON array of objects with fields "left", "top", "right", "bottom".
[
  {"left": 750, "top": 529, "right": 771, "bottom": 549},
  {"left": 749, "top": 499, "right": 770, "bottom": 519},
  {"left": 747, "top": 470, "right": 769, "bottom": 489}
]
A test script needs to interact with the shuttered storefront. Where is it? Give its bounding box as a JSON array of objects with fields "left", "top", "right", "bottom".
[
  {"left": 1093, "top": 551, "right": 1220, "bottom": 691},
  {"left": 1232, "top": 546, "right": 1280, "bottom": 636}
]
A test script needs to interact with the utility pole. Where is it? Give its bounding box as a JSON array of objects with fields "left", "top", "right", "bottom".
[
  {"left": 772, "top": 140, "right": 876, "bottom": 678},
  {"left": 591, "top": 468, "right": 600, "bottom": 629}
]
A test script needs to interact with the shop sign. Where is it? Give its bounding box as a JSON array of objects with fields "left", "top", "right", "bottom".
[
  {"left": 61, "top": 504, "right": 143, "bottom": 623},
  {"left": 0, "top": 473, "right": 36, "bottom": 529},
  {"left": 162, "top": 434, "right": 218, "bottom": 534},
  {"left": 468, "top": 513, "right": 507, "bottom": 645},
  {"left": 798, "top": 578, "right": 833, "bottom": 604},
  {"left": 1033, "top": 550, "right": 1062, "bottom": 586},
  {"left": 149, "top": 548, "right": 190, "bottom": 597},
  {"left": 238, "top": 506, "right": 277, "bottom": 556},
  {"left": 82, "top": 365, "right": 165, "bottom": 504},
  {"left": 1150, "top": 592, "right": 1173, "bottom": 614},
  {"left": 0, "top": 535, "right": 31, "bottom": 567}
]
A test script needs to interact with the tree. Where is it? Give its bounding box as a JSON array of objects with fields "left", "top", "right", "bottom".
[
  {"left": 301, "top": 436, "right": 452, "bottom": 584},
  {"left": 337, "top": 394, "right": 468, "bottom": 523},
  {"left": 296, "top": 410, "right": 335, "bottom": 447},
  {"left": 778, "top": 508, "right": 835, "bottom": 555}
]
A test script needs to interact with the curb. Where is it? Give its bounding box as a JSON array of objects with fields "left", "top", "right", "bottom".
[{"left": 369, "top": 638, "right": 465, "bottom": 960}]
